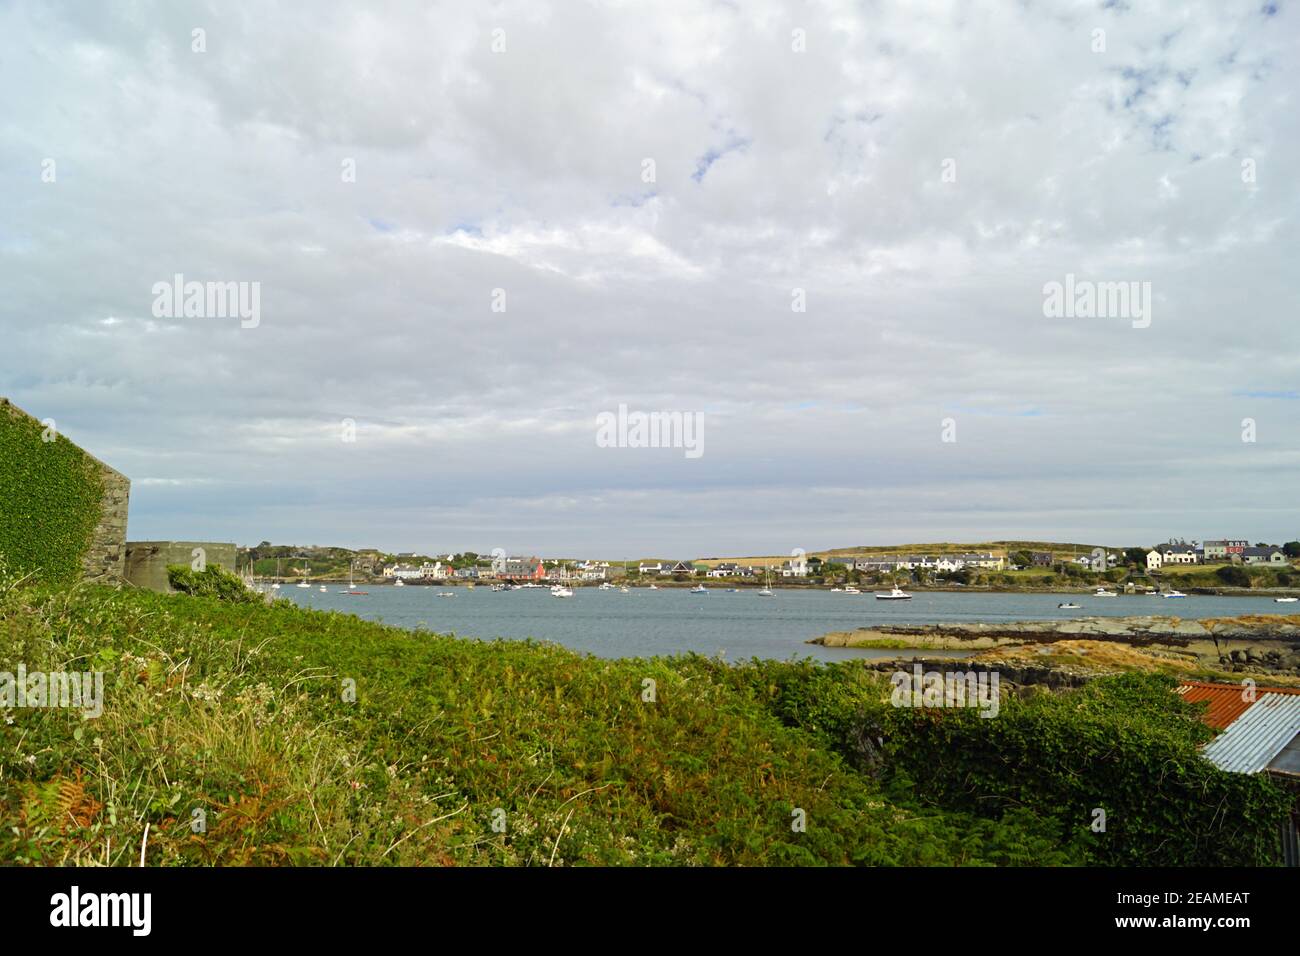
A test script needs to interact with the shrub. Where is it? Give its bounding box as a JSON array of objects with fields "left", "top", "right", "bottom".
[
  {"left": 1215, "top": 565, "right": 1251, "bottom": 588},
  {"left": 166, "top": 564, "right": 261, "bottom": 604}
]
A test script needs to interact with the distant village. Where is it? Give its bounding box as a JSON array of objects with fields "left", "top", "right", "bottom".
[{"left": 242, "top": 537, "right": 1300, "bottom": 585}]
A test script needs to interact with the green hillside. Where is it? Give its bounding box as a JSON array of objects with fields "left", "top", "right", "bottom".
[{"left": 0, "top": 572, "right": 1287, "bottom": 866}]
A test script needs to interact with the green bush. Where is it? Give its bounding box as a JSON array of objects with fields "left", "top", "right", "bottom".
[
  {"left": 1215, "top": 565, "right": 1251, "bottom": 588},
  {"left": 166, "top": 563, "right": 261, "bottom": 604},
  {"left": 740, "top": 665, "right": 1291, "bottom": 866},
  {"left": 0, "top": 405, "right": 105, "bottom": 582}
]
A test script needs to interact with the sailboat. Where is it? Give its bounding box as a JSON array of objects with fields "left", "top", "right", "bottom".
[
  {"left": 271, "top": 558, "right": 282, "bottom": 589},
  {"left": 346, "top": 561, "right": 368, "bottom": 595},
  {"left": 757, "top": 567, "right": 774, "bottom": 596},
  {"left": 296, "top": 563, "right": 311, "bottom": 588}
]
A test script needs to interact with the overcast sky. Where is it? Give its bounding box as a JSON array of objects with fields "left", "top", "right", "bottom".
[{"left": 2, "top": 1, "right": 1297, "bottom": 558}]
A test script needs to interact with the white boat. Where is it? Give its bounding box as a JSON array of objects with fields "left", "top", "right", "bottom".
[
  {"left": 599, "top": 582, "right": 614, "bottom": 590},
  {"left": 843, "top": 586, "right": 861, "bottom": 595},
  {"left": 757, "top": 568, "right": 774, "bottom": 596},
  {"left": 689, "top": 584, "right": 707, "bottom": 594},
  {"left": 296, "top": 580, "right": 310, "bottom": 589},
  {"left": 1161, "top": 590, "right": 1187, "bottom": 599},
  {"left": 271, "top": 583, "right": 281, "bottom": 590},
  {"left": 550, "top": 586, "right": 574, "bottom": 598},
  {"left": 439, "top": 591, "right": 456, "bottom": 598},
  {"left": 830, "top": 587, "right": 843, "bottom": 593},
  {"left": 319, "top": 584, "right": 328, "bottom": 592},
  {"left": 394, "top": 579, "right": 405, "bottom": 587},
  {"left": 620, "top": 586, "right": 630, "bottom": 593},
  {"left": 1058, "top": 602, "right": 1081, "bottom": 609},
  {"left": 1274, "top": 597, "right": 1298, "bottom": 603},
  {"left": 1092, "top": 587, "right": 1117, "bottom": 598},
  {"left": 875, "top": 587, "right": 912, "bottom": 600},
  {"left": 647, "top": 584, "right": 659, "bottom": 590}
]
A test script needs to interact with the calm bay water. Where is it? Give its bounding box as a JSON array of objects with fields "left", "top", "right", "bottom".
[{"left": 277, "top": 585, "right": 1284, "bottom": 663}]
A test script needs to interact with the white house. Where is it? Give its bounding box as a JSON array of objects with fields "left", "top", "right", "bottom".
[
  {"left": 385, "top": 564, "right": 424, "bottom": 580},
  {"left": 1146, "top": 550, "right": 1163, "bottom": 571}
]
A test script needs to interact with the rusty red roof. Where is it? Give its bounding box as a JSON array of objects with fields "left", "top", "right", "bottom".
[{"left": 1176, "top": 681, "right": 1300, "bottom": 730}]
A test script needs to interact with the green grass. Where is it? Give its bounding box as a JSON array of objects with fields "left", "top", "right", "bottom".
[
  {"left": 1, "top": 573, "right": 1286, "bottom": 866},
  {"left": 0, "top": 575, "right": 1085, "bottom": 866}
]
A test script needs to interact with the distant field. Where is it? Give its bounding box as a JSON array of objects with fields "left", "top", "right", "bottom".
[{"left": 695, "top": 541, "right": 1112, "bottom": 567}]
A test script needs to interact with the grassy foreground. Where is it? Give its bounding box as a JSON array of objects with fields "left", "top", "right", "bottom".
[{"left": 0, "top": 572, "right": 1289, "bottom": 866}]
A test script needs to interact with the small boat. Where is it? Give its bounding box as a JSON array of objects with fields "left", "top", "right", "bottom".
[
  {"left": 875, "top": 587, "right": 912, "bottom": 600},
  {"left": 843, "top": 586, "right": 861, "bottom": 595},
  {"left": 1058, "top": 602, "right": 1081, "bottom": 609},
  {"left": 550, "top": 586, "right": 574, "bottom": 598},
  {"left": 1274, "top": 597, "right": 1299, "bottom": 603},
  {"left": 757, "top": 569, "right": 775, "bottom": 596},
  {"left": 1161, "top": 590, "right": 1187, "bottom": 599},
  {"left": 439, "top": 591, "right": 456, "bottom": 598},
  {"left": 830, "top": 587, "right": 843, "bottom": 593},
  {"left": 647, "top": 584, "right": 659, "bottom": 590},
  {"left": 1092, "top": 587, "right": 1117, "bottom": 598},
  {"left": 319, "top": 584, "right": 328, "bottom": 592},
  {"left": 346, "top": 589, "right": 368, "bottom": 596},
  {"left": 620, "top": 586, "right": 630, "bottom": 593},
  {"left": 599, "top": 582, "right": 614, "bottom": 590},
  {"left": 296, "top": 581, "right": 311, "bottom": 589},
  {"left": 271, "top": 583, "right": 281, "bottom": 590},
  {"left": 689, "top": 585, "right": 707, "bottom": 594},
  {"left": 394, "top": 579, "right": 405, "bottom": 587}
]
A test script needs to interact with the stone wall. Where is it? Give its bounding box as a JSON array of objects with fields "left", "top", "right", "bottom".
[
  {"left": 83, "top": 460, "right": 130, "bottom": 584},
  {"left": 125, "top": 541, "right": 238, "bottom": 593}
]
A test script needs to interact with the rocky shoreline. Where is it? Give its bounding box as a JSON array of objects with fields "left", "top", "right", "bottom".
[{"left": 810, "top": 615, "right": 1300, "bottom": 677}]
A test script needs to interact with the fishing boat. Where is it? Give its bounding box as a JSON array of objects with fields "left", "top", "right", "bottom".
[
  {"left": 1160, "top": 590, "right": 1187, "bottom": 599},
  {"left": 550, "top": 585, "right": 574, "bottom": 598},
  {"left": 1058, "top": 602, "right": 1081, "bottom": 609},
  {"left": 1092, "top": 587, "right": 1117, "bottom": 598},
  {"left": 874, "top": 587, "right": 912, "bottom": 600}
]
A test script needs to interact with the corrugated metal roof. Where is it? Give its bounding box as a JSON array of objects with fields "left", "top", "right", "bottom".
[
  {"left": 1175, "top": 681, "right": 1300, "bottom": 730},
  {"left": 1201, "top": 694, "right": 1300, "bottom": 774}
]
